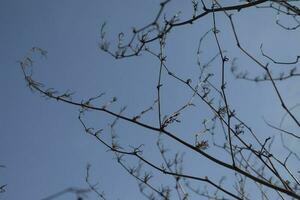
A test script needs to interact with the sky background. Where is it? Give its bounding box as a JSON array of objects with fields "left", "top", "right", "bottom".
[{"left": 1, "top": 0, "right": 300, "bottom": 199}]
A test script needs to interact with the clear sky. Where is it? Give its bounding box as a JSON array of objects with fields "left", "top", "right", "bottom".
[{"left": 1, "top": 0, "right": 300, "bottom": 199}]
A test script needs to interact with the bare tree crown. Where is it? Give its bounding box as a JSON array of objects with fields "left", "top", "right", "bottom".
[{"left": 18, "top": 0, "right": 300, "bottom": 199}]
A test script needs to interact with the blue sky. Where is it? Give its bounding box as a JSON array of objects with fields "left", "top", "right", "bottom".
[{"left": 1, "top": 0, "right": 300, "bottom": 199}]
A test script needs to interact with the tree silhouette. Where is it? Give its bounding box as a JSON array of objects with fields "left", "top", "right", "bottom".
[{"left": 19, "top": 1, "right": 300, "bottom": 199}]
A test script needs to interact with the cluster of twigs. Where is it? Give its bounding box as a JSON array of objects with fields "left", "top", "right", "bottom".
[
  {"left": 0, "top": 165, "right": 6, "bottom": 194},
  {"left": 18, "top": 0, "right": 300, "bottom": 199}
]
